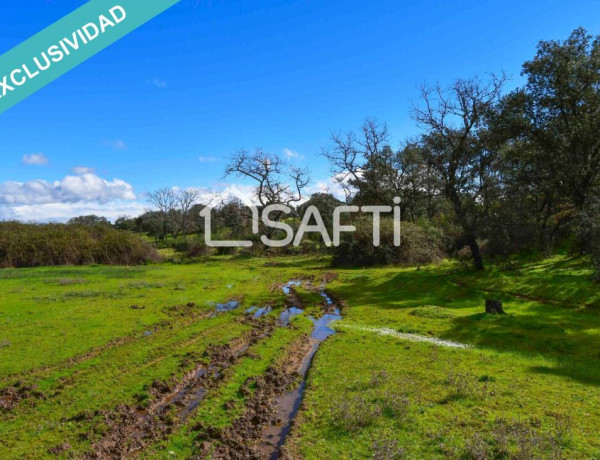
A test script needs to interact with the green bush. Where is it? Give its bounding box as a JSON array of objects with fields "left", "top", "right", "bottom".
[
  {"left": 332, "top": 217, "right": 445, "bottom": 267},
  {"left": 0, "top": 222, "right": 159, "bottom": 268},
  {"left": 185, "top": 239, "right": 210, "bottom": 258}
]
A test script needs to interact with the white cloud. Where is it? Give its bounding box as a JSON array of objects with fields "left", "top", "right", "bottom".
[
  {"left": 283, "top": 148, "right": 305, "bottom": 160},
  {"left": 147, "top": 77, "right": 167, "bottom": 89},
  {"left": 188, "top": 184, "right": 259, "bottom": 207},
  {"left": 22, "top": 153, "right": 48, "bottom": 165},
  {"left": 0, "top": 174, "right": 136, "bottom": 205},
  {"left": 198, "top": 156, "right": 218, "bottom": 163},
  {"left": 104, "top": 139, "right": 127, "bottom": 150},
  {"left": 312, "top": 173, "right": 353, "bottom": 201},
  {"left": 0, "top": 201, "right": 146, "bottom": 223},
  {"left": 72, "top": 166, "right": 96, "bottom": 175},
  {"left": 0, "top": 173, "right": 139, "bottom": 222}
]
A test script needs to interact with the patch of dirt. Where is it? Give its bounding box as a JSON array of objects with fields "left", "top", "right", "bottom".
[
  {"left": 0, "top": 381, "right": 45, "bottom": 412},
  {"left": 47, "top": 442, "right": 72, "bottom": 455},
  {"left": 84, "top": 316, "right": 277, "bottom": 459},
  {"left": 163, "top": 302, "right": 211, "bottom": 319},
  {"left": 192, "top": 335, "right": 313, "bottom": 460},
  {"left": 320, "top": 271, "right": 339, "bottom": 284}
]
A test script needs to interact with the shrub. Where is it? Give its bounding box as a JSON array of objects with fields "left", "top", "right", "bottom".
[
  {"left": 0, "top": 222, "right": 159, "bottom": 268},
  {"left": 332, "top": 217, "right": 445, "bottom": 267},
  {"left": 576, "top": 201, "right": 600, "bottom": 282},
  {"left": 185, "top": 239, "right": 210, "bottom": 258}
]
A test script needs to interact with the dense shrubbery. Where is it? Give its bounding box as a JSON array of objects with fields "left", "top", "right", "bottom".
[
  {"left": 0, "top": 222, "right": 159, "bottom": 268},
  {"left": 576, "top": 200, "right": 600, "bottom": 282},
  {"left": 332, "top": 217, "right": 445, "bottom": 267}
]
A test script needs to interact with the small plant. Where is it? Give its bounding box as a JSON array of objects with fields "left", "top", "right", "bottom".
[
  {"left": 331, "top": 395, "right": 382, "bottom": 431},
  {"left": 382, "top": 391, "right": 410, "bottom": 420},
  {"left": 372, "top": 437, "right": 406, "bottom": 459},
  {"left": 57, "top": 278, "right": 87, "bottom": 286},
  {"left": 463, "top": 433, "right": 491, "bottom": 460},
  {"left": 444, "top": 371, "right": 490, "bottom": 401},
  {"left": 369, "top": 370, "right": 389, "bottom": 387},
  {"left": 490, "top": 416, "right": 572, "bottom": 459}
]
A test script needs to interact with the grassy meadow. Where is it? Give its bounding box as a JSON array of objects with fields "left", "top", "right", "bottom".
[{"left": 1, "top": 254, "right": 599, "bottom": 459}]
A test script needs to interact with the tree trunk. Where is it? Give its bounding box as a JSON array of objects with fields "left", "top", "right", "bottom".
[
  {"left": 467, "top": 234, "right": 485, "bottom": 271},
  {"left": 485, "top": 299, "right": 506, "bottom": 314}
]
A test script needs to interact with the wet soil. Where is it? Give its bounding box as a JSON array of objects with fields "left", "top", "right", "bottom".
[
  {"left": 0, "top": 381, "right": 45, "bottom": 412},
  {"left": 192, "top": 335, "right": 313, "bottom": 460},
  {"left": 85, "top": 316, "right": 276, "bottom": 459},
  {"left": 193, "top": 280, "right": 343, "bottom": 460}
]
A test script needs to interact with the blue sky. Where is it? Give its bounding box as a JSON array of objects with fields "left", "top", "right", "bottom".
[{"left": 1, "top": 0, "right": 599, "bottom": 220}]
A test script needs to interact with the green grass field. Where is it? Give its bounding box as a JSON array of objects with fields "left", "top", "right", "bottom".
[{"left": 1, "top": 254, "right": 599, "bottom": 459}]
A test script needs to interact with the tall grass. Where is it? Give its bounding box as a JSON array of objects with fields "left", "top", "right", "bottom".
[{"left": 0, "top": 222, "right": 159, "bottom": 268}]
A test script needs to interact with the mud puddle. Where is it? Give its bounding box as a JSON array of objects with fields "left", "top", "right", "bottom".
[
  {"left": 196, "top": 280, "right": 343, "bottom": 459},
  {"left": 247, "top": 306, "right": 274, "bottom": 318},
  {"left": 87, "top": 280, "right": 342, "bottom": 459},
  {"left": 277, "top": 307, "right": 303, "bottom": 327},
  {"left": 258, "top": 285, "right": 342, "bottom": 459},
  {"left": 212, "top": 300, "right": 240, "bottom": 314}
]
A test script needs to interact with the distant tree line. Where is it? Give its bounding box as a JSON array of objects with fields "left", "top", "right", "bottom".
[
  {"left": 4, "top": 28, "right": 598, "bottom": 274},
  {"left": 114, "top": 28, "right": 600, "bottom": 276}
]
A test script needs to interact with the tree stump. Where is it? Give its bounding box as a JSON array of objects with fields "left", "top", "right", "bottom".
[{"left": 485, "top": 299, "right": 505, "bottom": 314}]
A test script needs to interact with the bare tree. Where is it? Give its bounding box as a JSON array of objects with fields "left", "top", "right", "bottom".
[
  {"left": 146, "top": 188, "right": 176, "bottom": 242},
  {"left": 323, "top": 118, "right": 431, "bottom": 210},
  {"left": 177, "top": 189, "right": 200, "bottom": 238},
  {"left": 412, "top": 74, "right": 507, "bottom": 270},
  {"left": 224, "top": 149, "right": 310, "bottom": 207},
  {"left": 323, "top": 118, "right": 390, "bottom": 202}
]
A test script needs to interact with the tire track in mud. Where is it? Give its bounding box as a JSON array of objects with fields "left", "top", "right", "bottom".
[
  {"left": 194, "top": 279, "right": 345, "bottom": 460},
  {"left": 0, "top": 301, "right": 244, "bottom": 413},
  {"left": 85, "top": 315, "right": 277, "bottom": 459}
]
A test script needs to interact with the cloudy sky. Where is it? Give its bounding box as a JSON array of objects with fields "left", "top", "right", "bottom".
[{"left": 1, "top": 0, "right": 599, "bottom": 221}]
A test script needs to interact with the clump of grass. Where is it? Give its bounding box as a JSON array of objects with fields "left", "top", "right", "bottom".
[
  {"left": 443, "top": 371, "right": 491, "bottom": 402},
  {"left": 382, "top": 391, "right": 410, "bottom": 419},
  {"left": 369, "top": 370, "right": 389, "bottom": 387},
  {"left": 409, "top": 305, "right": 455, "bottom": 319},
  {"left": 126, "top": 281, "right": 165, "bottom": 290},
  {"left": 331, "top": 395, "right": 382, "bottom": 431},
  {"left": 56, "top": 278, "right": 87, "bottom": 286},
  {"left": 372, "top": 436, "right": 406, "bottom": 459},
  {"left": 463, "top": 433, "right": 491, "bottom": 459},
  {"left": 458, "top": 416, "right": 573, "bottom": 459},
  {"left": 62, "top": 290, "right": 102, "bottom": 299}
]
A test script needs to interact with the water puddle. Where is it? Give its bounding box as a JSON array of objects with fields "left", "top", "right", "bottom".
[
  {"left": 213, "top": 300, "right": 240, "bottom": 313},
  {"left": 129, "top": 280, "right": 341, "bottom": 458},
  {"left": 281, "top": 280, "right": 302, "bottom": 295},
  {"left": 277, "top": 307, "right": 303, "bottom": 327},
  {"left": 309, "top": 308, "right": 342, "bottom": 341},
  {"left": 253, "top": 306, "right": 273, "bottom": 318},
  {"left": 260, "top": 283, "right": 342, "bottom": 459}
]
